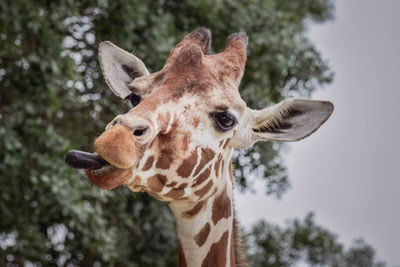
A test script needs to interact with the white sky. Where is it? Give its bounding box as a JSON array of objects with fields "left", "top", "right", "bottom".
[{"left": 237, "top": 0, "right": 400, "bottom": 265}]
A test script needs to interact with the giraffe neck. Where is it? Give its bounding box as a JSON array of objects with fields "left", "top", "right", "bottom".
[{"left": 169, "top": 151, "right": 244, "bottom": 267}]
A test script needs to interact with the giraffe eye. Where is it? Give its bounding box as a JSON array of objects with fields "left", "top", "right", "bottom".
[{"left": 211, "top": 111, "right": 237, "bottom": 132}]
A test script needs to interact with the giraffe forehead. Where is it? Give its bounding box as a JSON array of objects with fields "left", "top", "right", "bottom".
[
  {"left": 134, "top": 82, "right": 245, "bottom": 118},
  {"left": 159, "top": 64, "right": 248, "bottom": 113}
]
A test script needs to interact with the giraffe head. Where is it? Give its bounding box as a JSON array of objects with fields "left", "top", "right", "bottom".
[{"left": 66, "top": 28, "right": 333, "bottom": 204}]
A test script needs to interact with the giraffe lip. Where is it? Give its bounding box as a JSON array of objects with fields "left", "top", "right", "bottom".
[{"left": 65, "top": 150, "right": 110, "bottom": 170}]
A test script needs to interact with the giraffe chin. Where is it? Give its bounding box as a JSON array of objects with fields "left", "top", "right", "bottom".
[{"left": 85, "top": 165, "right": 133, "bottom": 190}]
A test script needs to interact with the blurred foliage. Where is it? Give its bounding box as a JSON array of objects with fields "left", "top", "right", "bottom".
[
  {"left": 247, "top": 213, "right": 386, "bottom": 267},
  {"left": 0, "top": 0, "right": 383, "bottom": 266}
]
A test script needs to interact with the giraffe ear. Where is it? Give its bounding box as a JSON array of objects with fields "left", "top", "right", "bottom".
[
  {"left": 231, "top": 99, "right": 333, "bottom": 148},
  {"left": 252, "top": 98, "right": 334, "bottom": 142},
  {"left": 99, "top": 41, "right": 150, "bottom": 99}
]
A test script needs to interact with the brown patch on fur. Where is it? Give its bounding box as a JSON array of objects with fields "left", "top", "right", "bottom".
[
  {"left": 195, "top": 180, "right": 213, "bottom": 198},
  {"left": 178, "top": 240, "right": 187, "bottom": 267},
  {"left": 212, "top": 185, "right": 232, "bottom": 225},
  {"left": 181, "top": 133, "right": 190, "bottom": 152},
  {"left": 129, "top": 175, "right": 141, "bottom": 187},
  {"left": 156, "top": 147, "right": 174, "bottom": 169},
  {"left": 183, "top": 200, "right": 205, "bottom": 218},
  {"left": 148, "top": 174, "right": 167, "bottom": 192},
  {"left": 176, "top": 149, "right": 198, "bottom": 178},
  {"left": 195, "top": 223, "right": 211, "bottom": 247},
  {"left": 201, "top": 231, "right": 229, "bottom": 267},
  {"left": 223, "top": 138, "right": 231, "bottom": 149},
  {"left": 178, "top": 183, "right": 188, "bottom": 189},
  {"left": 192, "top": 116, "right": 200, "bottom": 128},
  {"left": 166, "top": 181, "right": 177, "bottom": 187},
  {"left": 193, "top": 148, "right": 215, "bottom": 177},
  {"left": 141, "top": 155, "right": 155, "bottom": 171},
  {"left": 229, "top": 158, "right": 235, "bottom": 185},
  {"left": 193, "top": 167, "right": 211, "bottom": 186},
  {"left": 219, "top": 139, "right": 225, "bottom": 147},
  {"left": 230, "top": 229, "right": 235, "bottom": 267},
  {"left": 214, "top": 154, "right": 223, "bottom": 177},
  {"left": 164, "top": 188, "right": 185, "bottom": 199}
]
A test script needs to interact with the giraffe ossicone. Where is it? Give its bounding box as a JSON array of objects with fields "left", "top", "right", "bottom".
[{"left": 65, "top": 28, "right": 333, "bottom": 267}]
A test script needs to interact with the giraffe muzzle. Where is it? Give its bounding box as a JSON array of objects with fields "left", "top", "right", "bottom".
[{"left": 65, "top": 150, "right": 109, "bottom": 170}]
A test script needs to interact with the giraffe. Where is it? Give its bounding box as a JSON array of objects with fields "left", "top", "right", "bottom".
[{"left": 65, "top": 28, "right": 333, "bottom": 267}]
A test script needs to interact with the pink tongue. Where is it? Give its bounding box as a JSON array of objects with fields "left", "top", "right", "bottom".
[{"left": 65, "top": 150, "right": 108, "bottom": 170}]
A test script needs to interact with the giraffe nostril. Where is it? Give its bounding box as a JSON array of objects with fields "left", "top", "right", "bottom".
[
  {"left": 133, "top": 128, "right": 147, "bottom": 137},
  {"left": 111, "top": 120, "right": 119, "bottom": 126}
]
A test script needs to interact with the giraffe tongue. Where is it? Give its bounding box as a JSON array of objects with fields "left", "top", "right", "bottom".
[{"left": 65, "top": 150, "right": 109, "bottom": 170}]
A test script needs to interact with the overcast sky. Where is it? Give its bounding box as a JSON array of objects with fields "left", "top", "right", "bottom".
[{"left": 237, "top": 0, "right": 400, "bottom": 265}]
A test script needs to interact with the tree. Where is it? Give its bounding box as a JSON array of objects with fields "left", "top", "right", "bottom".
[
  {"left": 0, "top": 0, "right": 383, "bottom": 266},
  {"left": 247, "top": 213, "right": 386, "bottom": 267}
]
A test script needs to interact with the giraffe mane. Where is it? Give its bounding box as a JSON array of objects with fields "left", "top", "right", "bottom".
[{"left": 233, "top": 207, "right": 248, "bottom": 267}]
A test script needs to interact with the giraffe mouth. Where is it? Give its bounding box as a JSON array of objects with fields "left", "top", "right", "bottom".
[{"left": 65, "top": 150, "right": 133, "bottom": 189}]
